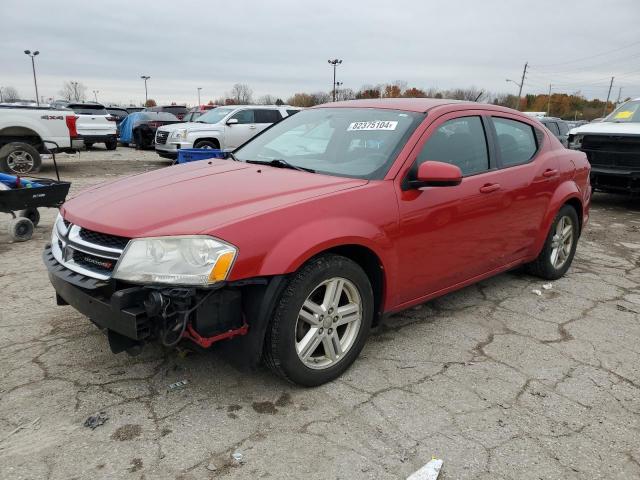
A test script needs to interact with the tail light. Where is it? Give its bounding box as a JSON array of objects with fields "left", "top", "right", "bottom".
[
  {"left": 106, "top": 115, "right": 116, "bottom": 122},
  {"left": 65, "top": 115, "right": 78, "bottom": 138}
]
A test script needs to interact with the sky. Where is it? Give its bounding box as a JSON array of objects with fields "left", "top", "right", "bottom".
[{"left": 1, "top": 0, "right": 639, "bottom": 106}]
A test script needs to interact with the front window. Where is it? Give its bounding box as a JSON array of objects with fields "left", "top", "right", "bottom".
[
  {"left": 605, "top": 99, "right": 640, "bottom": 123},
  {"left": 195, "top": 108, "right": 235, "bottom": 124},
  {"left": 234, "top": 108, "right": 423, "bottom": 180}
]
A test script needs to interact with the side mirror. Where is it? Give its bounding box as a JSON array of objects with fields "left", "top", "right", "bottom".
[
  {"left": 226, "top": 118, "right": 239, "bottom": 125},
  {"left": 409, "top": 161, "right": 462, "bottom": 189}
]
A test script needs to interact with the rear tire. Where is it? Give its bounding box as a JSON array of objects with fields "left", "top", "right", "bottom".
[
  {"left": 18, "top": 208, "right": 40, "bottom": 227},
  {"left": 527, "top": 205, "right": 579, "bottom": 280},
  {"left": 193, "top": 140, "right": 219, "bottom": 149},
  {"left": 0, "top": 142, "right": 42, "bottom": 174},
  {"left": 8, "top": 217, "right": 34, "bottom": 242},
  {"left": 263, "top": 254, "right": 373, "bottom": 386},
  {"left": 105, "top": 139, "right": 117, "bottom": 150}
]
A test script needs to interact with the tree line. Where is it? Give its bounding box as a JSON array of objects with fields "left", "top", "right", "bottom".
[{"left": 1, "top": 80, "right": 626, "bottom": 120}]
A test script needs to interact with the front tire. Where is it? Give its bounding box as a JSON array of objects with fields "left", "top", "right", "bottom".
[
  {"left": 527, "top": 205, "right": 579, "bottom": 280},
  {"left": 105, "top": 139, "right": 117, "bottom": 150},
  {"left": 0, "top": 142, "right": 42, "bottom": 174},
  {"left": 193, "top": 140, "right": 219, "bottom": 149},
  {"left": 263, "top": 254, "right": 374, "bottom": 386}
]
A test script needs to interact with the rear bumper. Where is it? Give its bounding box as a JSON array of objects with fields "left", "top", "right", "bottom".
[
  {"left": 80, "top": 134, "right": 117, "bottom": 144},
  {"left": 591, "top": 167, "right": 640, "bottom": 194}
]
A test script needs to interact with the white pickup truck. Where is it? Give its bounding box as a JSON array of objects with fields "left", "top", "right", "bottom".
[{"left": 0, "top": 105, "right": 83, "bottom": 174}]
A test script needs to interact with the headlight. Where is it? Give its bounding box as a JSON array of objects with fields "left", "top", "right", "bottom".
[
  {"left": 171, "top": 129, "right": 188, "bottom": 140},
  {"left": 568, "top": 134, "right": 583, "bottom": 150},
  {"left": 113, "top": 236, "right": 237, "bottom": 286}
]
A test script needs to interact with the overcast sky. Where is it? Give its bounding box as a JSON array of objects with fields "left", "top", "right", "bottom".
[{"left": 2, "top": 0, "right": 639, "bottom": 106}]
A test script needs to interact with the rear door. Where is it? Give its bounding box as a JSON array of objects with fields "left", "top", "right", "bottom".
[
  {"left": 487, "top": 115, "right": 559, "bottom": 263},
  {"left": 254, "top": 109, "right": 283, "bottom": 133}
]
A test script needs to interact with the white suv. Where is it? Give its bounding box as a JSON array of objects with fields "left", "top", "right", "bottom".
[{"left": 154, "top": 105, "right": 300, "bottom": 159}]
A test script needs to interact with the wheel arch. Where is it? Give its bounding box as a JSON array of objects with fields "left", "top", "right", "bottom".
[
  {"left": 314, "top": 244, "right": 386, "bottom": 326},
  {"left": 193, "top": 137, "right": 220, "bottom": 148},
  {"left": 0, "top": 126, "right": 43, "bottom": 149}
]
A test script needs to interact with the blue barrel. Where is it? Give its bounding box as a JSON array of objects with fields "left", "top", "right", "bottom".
[{"left": 177, "top": 149, "right": 226, "bottom": 164}]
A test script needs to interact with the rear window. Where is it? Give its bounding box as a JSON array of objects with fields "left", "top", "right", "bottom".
[
  {"left": 163, "top": 106, "right": 188, "bottom": 115},
  {"left": 542, "top": 121, "right": 560, "bottom": 135},
  {"left": 107, "top": 109, "right": 128, "bottom": 115},
  {"left": 255, "top": 109, "right": 283, "bottom": 123},
  {"left": 68, "top": 104, "right": 108, "bottom": 115},
  {"left": 492, "top": 117, "right": 538, "bottom": 167}
]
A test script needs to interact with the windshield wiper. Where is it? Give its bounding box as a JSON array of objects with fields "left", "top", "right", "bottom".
[
  {"left": 246, "top": 158, "right": 315, "bottom": 173},
  {"left": 226, "top": 151, "right": 239, "bottom": 161}
]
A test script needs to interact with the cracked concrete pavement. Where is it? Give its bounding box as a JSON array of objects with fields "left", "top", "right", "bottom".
[{"left": 1, "top": 148, "right": 639, "bottom": 479}]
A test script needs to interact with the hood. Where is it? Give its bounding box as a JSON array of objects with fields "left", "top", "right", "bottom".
[
  {"left": 157, "top": 121, "right": 221, "bottom": 133},
  {"left": 62, "top": 160, "right": 367, "bottom": 237},
  {"left": 570, "top": 121, "right": 640, "bottom": 136}
]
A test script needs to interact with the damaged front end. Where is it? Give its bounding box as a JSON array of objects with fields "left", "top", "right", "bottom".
[{"left": 42, "top": 216, "right": 272, "bottom": 357}]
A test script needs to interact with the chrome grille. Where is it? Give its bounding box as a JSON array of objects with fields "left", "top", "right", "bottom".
[
  {"left": 156, "top": 130, "right": 169, "bottom": 145},
  {"left": 52, "top": 221, "right": 129, "bottom": 280}
]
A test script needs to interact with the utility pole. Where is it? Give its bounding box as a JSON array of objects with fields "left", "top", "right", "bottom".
[
  {"left": 0, "top": 87, "right": 3, "bottom": 102},
  {"left": 197, "top": 87, "right": 202, "bottom": 106},
  {"left": 327, "top": 59, "right": 342, "bottom": 102},
  {"left": 547, "top": 84, "right": 552, "bottom": 116},
  {"left": 516, "top": 62, "right": 528, "bottom": 111},
  {"left": 615, "top": 86, "right": 622, "bottom": 106},
  {"left": 602, "top": 76, "right": 614, "bottom": 117}
]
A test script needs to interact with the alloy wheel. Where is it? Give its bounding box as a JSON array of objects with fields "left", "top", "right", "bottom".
[
  {"left": 295, "top": 277, "right": 362, "bottom": 370},
  {"left": 550, "top": 215, "right": 574, "bottom": 269},
  {"left": 7, "top": 150, "right": 35, "bottom": 173}
]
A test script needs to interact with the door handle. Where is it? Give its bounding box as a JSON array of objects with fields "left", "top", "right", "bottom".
[
  {"left": 249, "top": 125, "right": 257, "bottom": 129},
  {"left": 479, "top": 183, "right": 500, "bottom": 193},
  {"left": 542, "top": 169, "right": 558, "bottom": 178}
]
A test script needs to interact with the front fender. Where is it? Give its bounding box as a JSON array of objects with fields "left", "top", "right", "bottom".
[{"left": 259, "top": 216, "right": 395, "bottom": 275}]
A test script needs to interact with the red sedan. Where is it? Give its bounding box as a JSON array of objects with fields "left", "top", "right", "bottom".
[{"left": 45, "top": 98, "right": 590, "bottom": 386}]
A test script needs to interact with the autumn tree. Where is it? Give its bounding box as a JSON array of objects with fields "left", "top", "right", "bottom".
[
  {"left": 403, "top": 87, "right": 426, "bottom": 98},
  {"left": 144, "top": 99, "right": 157, "bottom": 107},
  {"left": 287, "top": 93, "right": 316, "bottom": 107}
]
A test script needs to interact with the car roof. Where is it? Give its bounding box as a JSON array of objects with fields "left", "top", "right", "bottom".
[{"left": 312, "top": 98, "right": 536, "bottom": 117}]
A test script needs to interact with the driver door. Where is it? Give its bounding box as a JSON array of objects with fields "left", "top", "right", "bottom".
[
  {"left": 224, "top": 109, "right": 257, "bottom": 149},
  {"left": 394, "top": 112, "right": 509, "bottom": 306}
]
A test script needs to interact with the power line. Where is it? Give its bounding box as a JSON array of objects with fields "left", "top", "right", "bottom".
[{"left": 533, "top": 39, "right": 640, "bottom": 69}]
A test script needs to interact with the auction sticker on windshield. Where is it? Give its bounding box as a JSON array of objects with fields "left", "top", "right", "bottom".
[{"left": 348, "top": 121, "right": 398, "bottom": 131}]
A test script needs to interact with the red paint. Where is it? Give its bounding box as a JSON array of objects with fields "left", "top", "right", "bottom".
[
  {"left": 182, "top": 323, "right": 249, "bottom": 348},
  {"left": 62, "top": 99, "right": 590, "bottom": 315}
]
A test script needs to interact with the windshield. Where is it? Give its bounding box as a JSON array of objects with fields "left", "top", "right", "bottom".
[
  {"left": 234, "top": 108, "right": 423, "bottom": 180},
  {"left": 605, "top": 100, "right": 640, "bottom": 123},
  {"left": 195, "top": 108, "right": 234, "bottom": 124}
]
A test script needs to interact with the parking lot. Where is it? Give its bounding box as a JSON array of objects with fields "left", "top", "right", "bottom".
[{"left": 1, "top": 148, "right": 639, "bottom": 479}]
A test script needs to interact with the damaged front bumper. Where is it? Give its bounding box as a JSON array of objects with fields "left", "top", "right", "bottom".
[{"left": 43, "top": 244, "right": 248, "bottom": 354}]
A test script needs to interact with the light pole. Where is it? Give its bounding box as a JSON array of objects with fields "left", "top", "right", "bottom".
[
  {"left": 0, "top": 87, "right": 3, "bottom": 102},
  {"left": 197, "top": 87, "right": 202, "bottom": 106},
  {"left": 24, "top": 50, "right": 40, "bottom": 106},
  {"left": 93, "top": 90, "right": 99, "bottom": 102},
  {"left": 140, "top": 75, "right": 150, "bottom": 105},
  {"left": 328, "top": 59, "right": 342, "bottom": 102}
]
